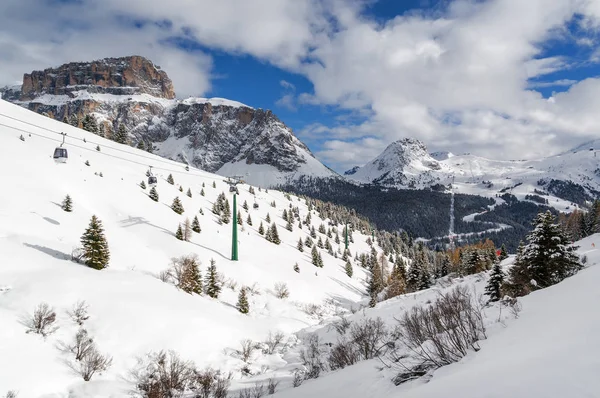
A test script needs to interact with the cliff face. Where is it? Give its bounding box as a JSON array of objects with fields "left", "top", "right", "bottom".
[
  {"left": 1, "top": 56, "right": 335, "bottom": 186},
  {"left": 19, "top": 56, "right": 175, "bottom": 100}
]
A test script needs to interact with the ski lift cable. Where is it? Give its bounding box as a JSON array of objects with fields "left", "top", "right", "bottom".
[
  {"left": 0, "top": 112, "right": 202, "bottom": 171},
  {"left": 0, "top": 122, "right": 225, "bottom": 181}
]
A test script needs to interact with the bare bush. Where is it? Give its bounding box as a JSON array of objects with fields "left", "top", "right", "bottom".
[
  {"left": 71, "top": 246, "right": 84, "bottom": 263},
  {"left": 237, "top": 382, "right": 265, "bottom": 398},
  {"left": 68, "top": 345, "right": 112, "bottom": 381},
  {"left": 502, "top": 296, "right": 522, "bottom": 319},
  {"left": 246, "top": 283, "right": 261, "bottom": 296},
  {"left": 273, "top": 282, "right": 290, "bottom": 299},
  {"left": 225, "top": 278, "right": 238, "bottom": 291},
  {"left": 24, "top": 303, "right": 58, "bottom": 337},
  {"left": 238, "top": 339, "right": 256, "bottom": 363},
  {"left": 299, "top": 334, "right": 326, "bottom": 379},
  {"left": 349, "top": 317, "right": 388, "bottom": 360},
  {"left": 66, "top": 300, "right": 89, "bottom": 325},
  {"left": 328, "top": 339, "right": 360, "bottom": 370},
  {"left": 329, "top": 317, "right": 352, "bottom": 336},
  {"left": 191, "top": 367, "right": 231, "bottom": 398},
  {"left": 301, "top": 303, "right": 325, "bottom": 320},
  {"left": 291, "top": 369, "right": 304, "bottom": 387},
  {"left": 130, "top": 350, "right": 195, "bottom": 397},
  {"left": 57, "top": 328, "right": 95, "bottom": 361},
  {"left": 389, "top": 285, "right": 486, "bottom": 372},
  {"left": 4, "top": 391, "right": 17, "bottom": 398},
  {"left": 264, "top": 331, "right": 285, "bottom": 355},
  {"left": 157, "top": 270, "right": 172, "bottom": 283},
  {"left": 267, "top": 378, "right": 279, "bottom": 395}
]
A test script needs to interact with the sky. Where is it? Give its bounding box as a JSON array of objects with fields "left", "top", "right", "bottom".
[{"left": 1, "top": 0, "right": 600, "bottom": 172}]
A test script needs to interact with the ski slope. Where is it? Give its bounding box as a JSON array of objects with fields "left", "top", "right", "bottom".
[
  {"left": 275, "top": 234, "right": 600, "bottom": 398},
  {"left": 0, "top": 99, "right": 377, "bottom": 397}
]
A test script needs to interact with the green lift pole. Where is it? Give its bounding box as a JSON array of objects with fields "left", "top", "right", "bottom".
[{"left": 231, "top": 193, "right": 238, "bottom": 261}]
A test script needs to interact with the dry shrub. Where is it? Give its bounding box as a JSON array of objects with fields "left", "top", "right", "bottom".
[
  {"left": 264, "top": 331, "right": 285, "bottom": 355},
  {"left": 57, "top": 328, "right": 95, "bottom": 361},
  {"left": 273, "top": 282, "right": 289, "bottom": 299},
  {"left": 299, "top": 334, "right": 326, "bottom": 380},
  {"left": 24, "top": 302, "right": 58, "bottom": 337},
  {"left": 349, "top": 317, "right": 388, "bottom": 360},
  {"left": 66, "top": 300, "right": 89, "bottom": 325},
  {"left": 67, "top": 345, "right": 112, "bottom": 381},
  {"left": 130, "top": 350, "right": 195, "bottom": 397}
]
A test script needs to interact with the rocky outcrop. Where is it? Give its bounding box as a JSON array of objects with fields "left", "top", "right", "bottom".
[{"left": 18, "top": 56, "right": 175, "bottom": 101}]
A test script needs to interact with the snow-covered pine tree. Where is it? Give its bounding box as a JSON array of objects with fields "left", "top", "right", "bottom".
[
  {"left": 282, "top": 209, "right": 288, "bottom": 222},
  {"left": 266, "top": 213, "right": 271, "bottom": 223},
  {"left": 305, "top": 236, "right": 313, "bottom": 248},
  {"left": 68, "top": 114, "right": 79, "bottom": 127},
  {"left": 98, "top": 124, "right": 105, "bottom": 138},
  {"left": 136, "top": 140, "right": 145, "bottom": 150},
  {"left": 246, "top": 214, "right": 252, "bottom": 226},
  {"left": 61, "top": 194, "right": 73, "bottom": 212},
  {"left": 345, "top": 261, "right": 353, "bottom": 278},
  {"left": 212, "top": 181, "right": 216, "bottom": 188},
  {"left": 311, "top": 246, "right": 320, "bottom": 267},
  {"left": 499, "top": 244, "right": 508, "bottom": 261},
  {"left": 114, "top": 124, "right": 128, "bottom": 144},
  {"left": 270, "top": 223, "right": 281, "bottom": 245},
  {"left": 258, "top": 222, "right": 265, "bottom": 235},
  {"left": 179, "top": 186, "right": 183, "bottom": 192},
  {"left": 187, "top": 188, "right": 192, "bottom": 198},
  {"left": 175, "top": 224, "right": 184, "bottom": 240},
  {"left": 192, "top": 215, "right": 201, "bottom": 233},
  {"left": 149, "top": 187, "right": 159, "bottom": 202},
  {"left": 183, "top": 218, "right": 192, "bottom": 241},
  {"left": 80, "top": 215, "right": 110, "bottom": 270},
  {"left": 237, "top": 210, "right": 243, "bottom": 226},
  {"left": 317, "top": 237, "right": 324, "bottom": 249},
  {"left": 485, "top": 262, "right": 505, "bottom": 302},
  {"left": 205, "top": 259, "right": 221, "bottom": 298},
  {"left": 236, "top": 287, "right": 249, "bottom": 314},
  {"left": 200, "top": 188, "right": 205, "bottom": 196},
  {"left": 286, "top": 217, "right": 293, "bottom": 232},
  {"left": 220, "top": 199, "right": 231, "bottom": 224},
  {"left": 96, "top": 145, "right": 101, "bottom": 152},
  {"left": 297, "top": 238, "right": 304, "bottom": 252},
  {"left": 310, "top": 226, "right": 317, "bottom": 239},
  {"left": 167, "top": 174, "right": 175, "bottom": 185},
  {"left": 171, "top": 197, "right": 184, "bottom": 214},
  {"left": 510, "top": 211, "right": 581, "bottom": 292},
  {"left": 294, "top": 263, "right": 300, "bottom": 273},
  {"left": 179, "top": 256, "right": 202, "bottom": 294},
  {"left": 140, "top": 180, "right": 146, "bottom": 189}
]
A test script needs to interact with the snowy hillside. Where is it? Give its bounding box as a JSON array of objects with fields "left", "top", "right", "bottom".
[
  {"left": 348, "top": 138, "right": 600, "bottom": 211},
  {"left": 274, "top": 234, "right": 600, "bottom": 398},
  {"left": 0, "top": 98, "right": 376, "bottom": 397}
]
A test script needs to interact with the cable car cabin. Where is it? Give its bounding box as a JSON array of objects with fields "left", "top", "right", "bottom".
[
  {"left": 148, "top": 176, "right": 158, "bottom": 185},
  {"left": 229, "top": 186, "right": 237, "bottom": 193},
  {"left": 53, "top": 147, "right": 68, "bottom": 163}
]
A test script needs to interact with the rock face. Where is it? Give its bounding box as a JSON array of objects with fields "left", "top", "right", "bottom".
[
  {"left": 18, "top": 56, "right": 175, "bottom": 100},
  {"left": 1, "top": 56, "right": 335, "bottom": 187}
]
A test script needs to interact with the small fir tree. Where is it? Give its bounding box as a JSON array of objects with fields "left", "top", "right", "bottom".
[
  {"left": 345, "top": 261, "right": 353, "bottom": 278},
  {"left": 243, "top": 200, "right": 249, "bottom": 211},
  {"left": 286, "top": 217, "right": 293, "bottom": 232},
  {"left": 149, "top": 187, "right": 159, "bottom": 202},
  {"left": 140, "top": 180, "right": 146, "bottom": 189},
  {"left": 136, "top": 140, "right": 145, "bottom": 150},
  {"left": 204, "top": 259, "right": 221, "bottom": 298},
  {"left": 237, "top": 210, "right": 243, "bottom": 226},
  {"left": 246, "top": 214, "right": 253, "bottom": 226},
  {"left": 200, "top": 188, "right": 205, "bottom": 196},
  {"left": 61, "top": 194, "right": 73, "bottom": 212},
  {"left": 485, "top": 262, "right": 505, "bottom": 302},
  {"left": 212, "top": 181, "right": 216, "bottom": 188},
  {"left": 179, "top": 186, "right": 183, "bottom": 192},
  {"left": 80, "top": 215, "right": 110, "bottom": 270},
  {"left": 499, "top": 244, "right": 508, "bottom": 261},
  {"left": 175, "top": 224, "right": 184, "bottom": 240},
  {"left": 85, "top": 160, "right": 90, "bottom": 166},
  {"left": 192, "top": 216, "right": 201, "bottom": 233},
  {"left": 293, "top": 263, "right": 300, "bottom": 273},
  {"left": 236, "top": 287, "right": 249, "bottom": 314},
  {"left": 297, "top": 238, "right": 304, "bottom": 252},
  {"left": 186, "top": 188, "right": 192, "bottom": 198},
  {"left": 258, "top": 222, "right": 265, "bottom": 235},
  {"left": 115, "top": 124, "right": 128, "bottom": 144},
  {"left": 167, "top": 174, "right": 175, "bottom": 185},
  {"left": 266, "top": 213, "right": 271, "bottom": 223},
  {"left": 270, "top": 223, "right": 281, "bottom": 245},
  {"left": 171, "top": 197, "right": 184, "bottom": 214},
  {"left": 96, "top": 145, "right": 101, "bottom": 151}
]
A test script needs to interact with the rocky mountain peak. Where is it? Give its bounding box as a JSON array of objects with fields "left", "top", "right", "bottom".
[{"left": 15, "top": 55, "right": 175, "bottom": 101}]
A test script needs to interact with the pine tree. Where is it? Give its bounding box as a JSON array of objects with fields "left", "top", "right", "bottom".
[
  {"left": 509, "top": 211, "right": 581, "bottom": 292},
  {"left": 192, "top": 216, "right": 201, "bottom": 233},
  {"left": 179, "top": 256, "right": 202, "bottom": 294},
  {"left": 317, "top": 237, "right": 324, "bottom": 249},
  {"left": 220, "top": 199, "right": 231, "bottom": 224},
  {"left": 485, "top": 262, "right": 505, "bottom": 302},
  {"left": 286, "top": 217, "right": 293, "bottom": 232},
  {"left": 246, "top": 214, "right": 252, "bottom": 226},
  {"left": 68, "top": 114, "right": 79, "bottom": 127},
  {"left": 167, "top": 174, "right": 175, "bottom": 185},
  {"left": 265, "top": 224, "right": 273, "bottom": 242},
  {"left": 305, "top": 236, "right": 313, "bottom": 248},
  {"left": 258, "top": 222, "right": 265, "bottom": 235},
  {"left": 98, "top": 124, "right": 105, "bottom": 138},
  {"left": 237, "top": 210, "right": 243, "bottom": 226},
  {"left": 149, "top": 187, "right": 159, "bottom": 202},
  {"left": 179, "top": 186, "right": 183, "bottom": 192},
  {"left": 205, "top": 259, "right": 221, "bottom": 298},
  {"left": 85, "top": 160, "right": 90, "bottom": 166},
  {"left": 310, "top": 226, "right": 317, "bottom": 239},
  {"left": 96, "top": 145, "right": 101, "bottom": 152},
  {"left": 186, "top": 188, "right": 192, "bottom": 198},
  {"left": 61, "top": 194, "right": 73, "bottom": 212},
  {"left": 62, "top": 115, "right": 68, "bottom": 124},
  {"left": 266, "top": 213, "right": 271, "bottom": 223},
  {"left": 114, "top": 124, "right": 128, "bottom": 144},
  {"left": 243, "top": 200, "right": 249, "bottom": 211},
  {"left": 80, "top": 215, "right": 110, "bottom": 270},
  {"left": 270, "top": 223, "right": 281, "bottom": 244},
  {"left": 212, "top": 181, "right": 216, "bottom": 188},
  {"left": 200, "top": 188, "right": 205, "bottom": 196},
  {"left": 345, "top": 261, "right": 353, "bottom": 278},
  {"left": 297, "top": 238, "right": 304, "bottom": 252},
  {"left": 140, "top": 180, "right": 146, "bottom": 189},
  {"left": 175, "top": 224, "right": 184, "bottom": 240},
  {"left": 236, "top": 287, "right": 249, "bottom": 314},
  {"left": 293, "top": 263, "right": 300, "bottom": 273},
  {"left": 282, "top": 209, "right": 288, "bottom": 222},
  {"left": 311, "top": 246, "right": 322, "bottom": 267},
  {"left": 136, "top": 140, "right": 145, "bottom": 150},
  {"left": 171, "top": 197, "right": 184, "bottom": 214},
  {"left": 82, "top": 114, "right": 98, "bottom": 134}
]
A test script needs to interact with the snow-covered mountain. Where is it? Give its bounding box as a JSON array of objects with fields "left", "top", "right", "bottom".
[
  {"left": 348, "top": 138, "right": 600, "bottom": 209},
  {"left": 0, "top": 98, "right": 377, "bottom": 397},
  {"left": 0, "top": 56, "right": 336, "bottom": 187}
]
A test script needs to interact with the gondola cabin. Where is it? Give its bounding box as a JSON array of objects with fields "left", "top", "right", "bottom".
[
  {"left": 148, "top": 176, "right": 158, "bottom": 185},
  {"left": 53, "top": 147, "right": 68, "bottom": 163}
]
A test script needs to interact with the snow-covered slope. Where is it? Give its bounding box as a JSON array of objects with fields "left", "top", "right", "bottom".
[
  {"left": 0, "top": 98, "right": 374, "bottom": 397},
  {"left": 274, "top": 234, "right": 600, "bottom": 398},
  {"left": 348, "top": 138, "right": 600, "bottom": 211}
]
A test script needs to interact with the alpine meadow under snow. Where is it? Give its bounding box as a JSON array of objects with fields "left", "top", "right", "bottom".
[{"left": 0, "top": 96, "right": 599, "bottom": 398}]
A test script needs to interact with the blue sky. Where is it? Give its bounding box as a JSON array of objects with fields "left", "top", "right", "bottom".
[{"left": 1, "top": 0, "right": 600, "bottom": 171}]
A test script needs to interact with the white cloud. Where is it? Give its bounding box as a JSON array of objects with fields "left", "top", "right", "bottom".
[
  {"left": 528, "top": 79, "right": 578, "bottom": 88},
  {"left": 275, "top": 94, "right": 297, "bottom": 111}
]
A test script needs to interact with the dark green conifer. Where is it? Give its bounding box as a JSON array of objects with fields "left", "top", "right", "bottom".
[{"left": 80, "top": 215, "right": 110, "bottom": 270}]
